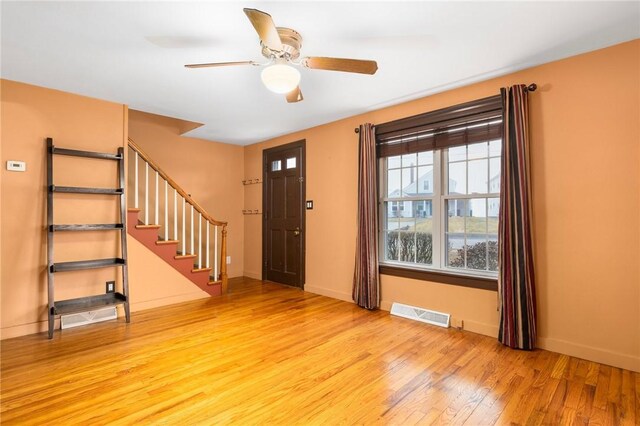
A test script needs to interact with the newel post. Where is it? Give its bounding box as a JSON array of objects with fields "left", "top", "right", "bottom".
[{"left": 220, "top": 225, "right": 228, "bottom": 293}]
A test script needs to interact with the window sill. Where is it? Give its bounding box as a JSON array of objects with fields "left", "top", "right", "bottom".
[{"left": 379, "top": 264, "right": 498, "bottom": 292}]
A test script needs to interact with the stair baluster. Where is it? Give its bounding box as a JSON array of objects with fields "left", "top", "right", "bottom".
[
  {"left": 145, "top": 162, "right": 149, "bottom": 224},
  {"left": 154, "top": 171, "right": 159, "bottom": 225},
  {"left": 134, "top": 151, "right": 139, "bottom": 209},
  {"left": 215, "top": 225, "right": 218, "bottom": 281},
  {"left": 173, "top": 188, "right": 178, "bottom": 241},
  {"left": 206, "top": 222, "right": 210, "bottom": 269},
  {"left": 164, "top": 180, "right": 168, "bottom": 241}
]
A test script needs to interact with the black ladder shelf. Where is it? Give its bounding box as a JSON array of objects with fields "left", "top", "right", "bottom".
[{"left": 46, "top": 138, "right": 130, "bottom": 338}]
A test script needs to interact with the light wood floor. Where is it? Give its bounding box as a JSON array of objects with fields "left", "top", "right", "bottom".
[{"left": 1, "top": 278, "right": 638, "bottom": 425}]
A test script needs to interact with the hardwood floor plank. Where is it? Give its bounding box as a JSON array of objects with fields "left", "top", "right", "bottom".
[{"left": 1, "top": 278, "right": 638, "bottom": 425}]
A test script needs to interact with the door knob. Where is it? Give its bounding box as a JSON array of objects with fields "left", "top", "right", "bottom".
[{"left": 294, "top": 227, "right": 301, "bottom": 236}]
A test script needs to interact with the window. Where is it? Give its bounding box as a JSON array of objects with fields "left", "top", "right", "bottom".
[{"left": 376, "top": 95, "right": 503, "bottom": 287}]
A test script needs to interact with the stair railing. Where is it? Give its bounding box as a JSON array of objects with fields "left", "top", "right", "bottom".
[{"left": 127, "top": 138, "right": 228, "bottom": 293}]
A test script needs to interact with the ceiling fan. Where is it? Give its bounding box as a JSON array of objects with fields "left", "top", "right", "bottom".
[{"left": 185, "top": 8, "right": 378, "bottom": 103}]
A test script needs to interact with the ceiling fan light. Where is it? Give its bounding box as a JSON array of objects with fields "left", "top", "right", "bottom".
[{"left": 261, "top": 64, "right": 301, "bottom": 94}]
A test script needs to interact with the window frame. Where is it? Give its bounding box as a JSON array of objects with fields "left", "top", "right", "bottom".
[
  {"left": 378, "top": 146, "right": 499, "bottom": 292},
  {"left": 374, "top": 95, "right": 503, "bottom": 292}
]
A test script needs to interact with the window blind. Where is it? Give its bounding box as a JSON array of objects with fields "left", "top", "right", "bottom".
[{"left": 375, "top": 95, "right": 503, "bottom": 157}]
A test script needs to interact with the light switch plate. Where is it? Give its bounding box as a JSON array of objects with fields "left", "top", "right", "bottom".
[{"left": 7, "top": 161, "right": 26, "bottom": 172}]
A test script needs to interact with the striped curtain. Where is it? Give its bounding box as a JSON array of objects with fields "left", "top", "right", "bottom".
[
  {"left": 353, "top": 123, "right": 380, "bottom": 310},
  {"left": 498, "top": 85, "right": 537, "bottom": 350}
]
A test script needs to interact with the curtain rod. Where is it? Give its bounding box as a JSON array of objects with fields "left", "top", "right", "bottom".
[{"left": 353, "top": 83, "right": 537, "bottom": 134}]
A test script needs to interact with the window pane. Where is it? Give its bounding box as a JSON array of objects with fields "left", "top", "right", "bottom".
[
  {"left": 489, "top": 139, "right": 502, "bottom": 157},
  {"left": 448, "top": 145, "right": 466, "bottom": 162},
  {"left": 271, "top": 160, "right": 281, "bottom": 171},
  {"left": 415, "top": 200, "right": 433, "bottom": 265},
  {"left": 385, "top": 231, "right": 399, "bottom": 261},
  {"left": 418, "top": 151, "right": 433, "bottom": 165},
  {"left": 286, "top": 157, "right": 296, "bottom": 169},
  {"left": 446, "top": 199, "right": 466, "bottom": 233},
  {"left": 402, "top": 153, "right": 417, "bottom": 168},
  {"left": 466, "top": 236, "right": 487, "bottom": 271},
  {"left": 398, "top": 204, "right": 414, "bottom": 231},
  {"left": 388, "top": 156, "right": 401, "bottom": 169},
  {"left": 417, "top": 165, "right": 433, "bottom": 194},
  {"left": 415, "top": 200, "right": 433, "bottom": 232},
  {"left": 468, "top": 142, "right": 488, "bottom": 160},
  {"left": 489, "top": 158, "right": 501, "bottom": 194},
  {"left": 447, "top": 199, "right": 466, "bottom": 268},
  {"left": 387, "top": 169, "right": 401, "bottom": 197},
  {"left": 399, "top": 232, "right": 415, "bottom": 262},
  {"left": 446, "top": 234, "right": 465, "bottom": 269},
  {"left": 402, "top": 167, "right": 417, "bottom": 196},
  {"left": 448, "top": 162, "right": 466, "bottom": 194},
  {"left": 416, "top": 232, "right": 432, "bottom": 265},
  {"left": 467, "top": 198, "right": 487, "bottom": 233},
  {"left": 387, "top": 220, "right": 400, "bottom": 231},
  {"left": 488, "top": 235, "right": 498, "bottom": 271},
  {"left": 468, "top": 159, "right": 488, "bottom": 194},
  {"left": 488, "top": 197, "right": 499, "bottom": 233}
]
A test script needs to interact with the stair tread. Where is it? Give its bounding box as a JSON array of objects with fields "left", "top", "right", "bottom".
[
  {"left": 156, "top": 240, "right": 179, "bottom": 245},
  {"left": 128, "top": 208, "right": 141, "bottom": 212},
  {"left": 136, "top": 224, "right": 161, "bottom": 229},
  {"left": 175, "top": 254, "right": 197, "bottom": 259},
  {"left": 192, "top": 267, "right": 212, "bottom": 273}
]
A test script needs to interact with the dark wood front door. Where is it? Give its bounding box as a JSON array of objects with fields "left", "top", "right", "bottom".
[{"left": 262, "top": 140, "right": 305, "bottom": 288}]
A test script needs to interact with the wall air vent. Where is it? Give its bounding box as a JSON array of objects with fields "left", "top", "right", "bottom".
[
  {"left": 390, "top": 302, "right": 450, "bottom": 328},
  {"left": 60, "top": 307, "right": 117, "bottom": 330}
]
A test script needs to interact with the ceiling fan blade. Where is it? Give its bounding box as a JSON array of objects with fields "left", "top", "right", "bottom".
[
  {"left": 243, "top": 8, "right": 283, "bottom": 52},
  {"left": 286, "top": 86, "right": 303, "bottom": 103},
  {"left": 302, "top": 57, "right": 378, "bottom": 75},
  {"left": 185, "top": 61, "right": 258, "bottom": 69}
]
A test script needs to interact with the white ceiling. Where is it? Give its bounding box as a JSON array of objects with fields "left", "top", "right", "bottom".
[{"left": 2, "top": 2, "right": 638, "bottom": 145}]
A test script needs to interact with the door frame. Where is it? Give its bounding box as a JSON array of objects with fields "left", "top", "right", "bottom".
[{"left": 262, "top": 139, "right": 306, "bottom": 288}]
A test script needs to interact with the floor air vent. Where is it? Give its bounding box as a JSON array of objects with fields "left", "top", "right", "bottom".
[
  {"left": 61, "top": 307, "right": 117, "bottom": 330},
  {"left": 390, "top": 302, "right": 450, "bottom": 328}
]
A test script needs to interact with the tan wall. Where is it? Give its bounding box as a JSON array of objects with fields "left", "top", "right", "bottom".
[
  {"left": 128, "top": 110, "right": 244, "bottom": 279},
  {"left": 1, "top": 79, "right": 126, "bottom": 337},
  {"left": 244, "top": 40, "right": 640, "bottom": 371},
  {"left": 0, "top": 80, "right": 208, "bottom": 338}
]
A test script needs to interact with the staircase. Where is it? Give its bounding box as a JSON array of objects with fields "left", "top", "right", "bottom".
[{"left": 127, "top": 138, "right": 227, "bottom": 296}]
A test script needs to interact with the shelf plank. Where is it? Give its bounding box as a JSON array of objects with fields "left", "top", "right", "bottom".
[
  {"left": 52, "top": 147, "right": 122, "bottom": 160},
  {"left": 51, "top": 224, "right": 124, "bottom": 232},
  {"left": 51, "top": 258, "right": 126, "bottom": 273},
  {"left": 54, "top": 292, "right": 127, "bottom": 316},
  {"left": 51, "top": 186, "right": 124, "bottom": 195}
]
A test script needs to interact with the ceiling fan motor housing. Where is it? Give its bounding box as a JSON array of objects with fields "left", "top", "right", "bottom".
[{"left": 261, "top": 27, "right": 303, "bottom": 61}]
